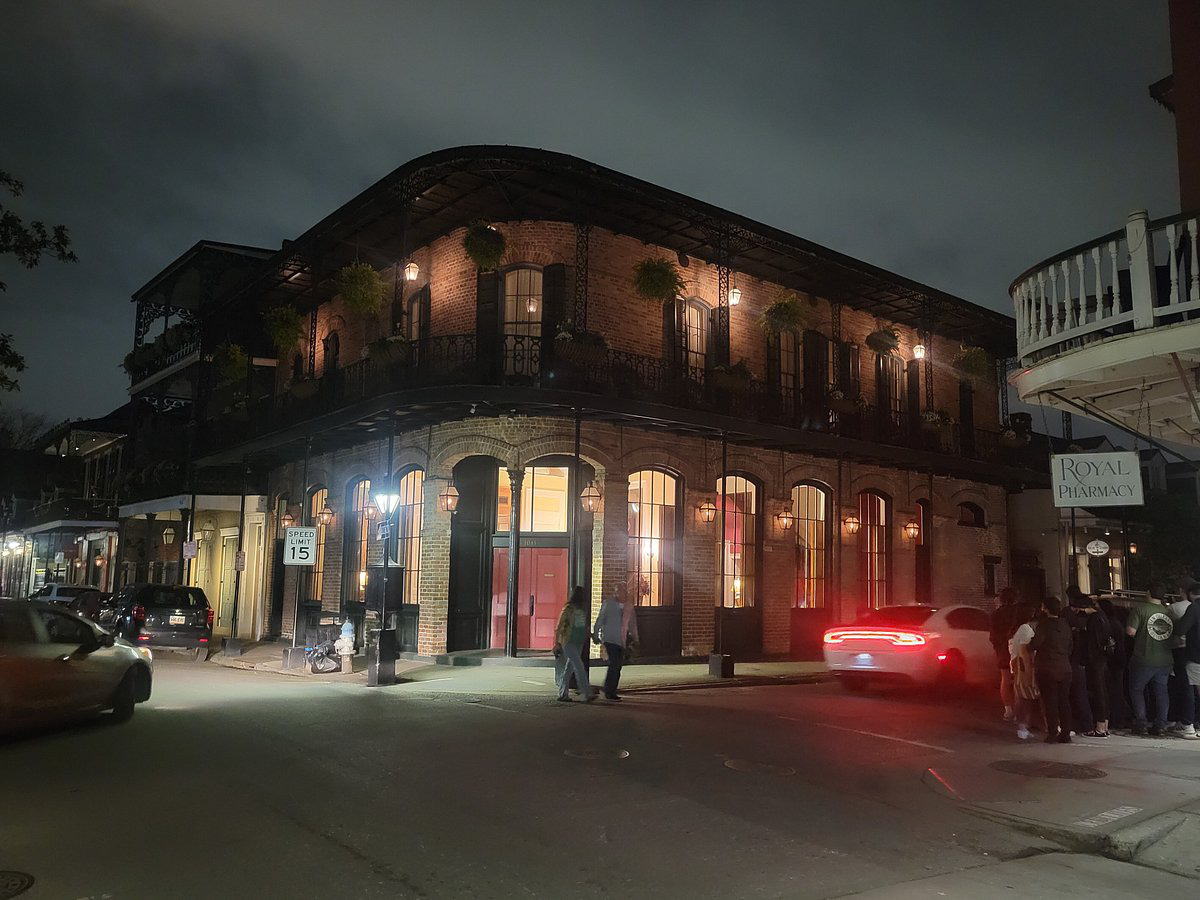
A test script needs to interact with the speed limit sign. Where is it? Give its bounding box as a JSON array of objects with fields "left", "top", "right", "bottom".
[{"left": 284, "top": 527, "right": 318, "bottom": 566}]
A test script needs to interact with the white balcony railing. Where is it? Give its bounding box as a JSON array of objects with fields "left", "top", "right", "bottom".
[{"left": 1010, "top": 210, "right": 1200, "bottom": 361}]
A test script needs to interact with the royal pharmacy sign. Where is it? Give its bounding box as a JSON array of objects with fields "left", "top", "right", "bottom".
[{"left": 1051, "top": 452, "right": 1144, "bottom": 508}]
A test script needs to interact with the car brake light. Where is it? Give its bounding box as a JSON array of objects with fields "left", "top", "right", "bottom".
[
  {"left": 198, "top": 636, "right": 208, "bottom": 643},
  {"left": 936, "top": 653, "right": 948, "bottom": 661},
  {"left": 137, "top": 634, "right": 151, "bottom": 641},
  {"left": 132, "top": 604, "right": 145, "bottom": 623},
  {"left": 823, "top": 628, "right": 927, "bottom": 647},
  {"left": 205, "top": 608, "right": 214, "bottom": 630}
]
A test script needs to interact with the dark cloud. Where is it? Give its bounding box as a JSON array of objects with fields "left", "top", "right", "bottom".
[{"left": 0, "top": 0, "right": 1177, "bottom": 421}]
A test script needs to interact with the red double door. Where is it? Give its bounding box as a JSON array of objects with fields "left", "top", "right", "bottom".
[{"left": 490, "top": 547, "right": 569, "bottom": 651}]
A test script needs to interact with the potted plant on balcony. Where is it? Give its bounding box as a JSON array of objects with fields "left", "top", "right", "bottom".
[
  {"left": 708, "top": 359, "right": 752, "bottom": 395},
  {"left": 759, "top": 293, "right": 810, "bottom": 335},
  {"left": 865, "top": 327, "right": 900, "bottom": 355},
  {"left": 364, "top": 334, "right": 412, "bottom": 366},
  {"left": 463, "top": 221, "right": 506, "bottom": 270},
  {"left": 121, "top": 343, "right": 158, "bottom": 378},
  {"left": 265, "top": 304, "right": 306, "bottom": 354},
  {"left": 633, "top": 258, "right": 686, "bottom": 305},
  {"left": 335, "top": 261, "right": 385, "bottom": 314},
  {"left": 553, "top": 327, "right": 609, "bottom": 366},
  {"left": 827, "top": 388, "right": 862, "bottom": 416},
  {"left": 951, "top": 345, "right": 992, "bottom": 382},
  {"left": 212, "top": 342, "right": 249, "bottom": 385}
]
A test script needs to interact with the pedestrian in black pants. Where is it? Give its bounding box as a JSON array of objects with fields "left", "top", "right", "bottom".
[
  {"left": 1064, "top": 586, "right": 1094, "bottom": 732},
  {"left": 1099, "top": 598, "right": 1131, "bottom": 729},
  {"left": 1030, "top": 595, "right": 1074, "bottom": 743},
  {"left": 1082, "top": 594, "right": 1117, "bottom": 737}
]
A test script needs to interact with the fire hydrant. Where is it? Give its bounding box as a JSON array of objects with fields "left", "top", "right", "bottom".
[{"left": 335, "top": 620, "right": 356, "bottom": 674}]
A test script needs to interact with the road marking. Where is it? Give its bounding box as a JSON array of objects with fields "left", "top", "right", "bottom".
[
  {"left": 813, "top": 722, "right": 954, "bottom": 753},
  {"left": 466, "top": 701, "right": 536, "bottom": 717},
  {"left": 1073, "top": 805, "right": 1142, "bottom": 828},
  {"left": 416, "top": 677, "right": 453, "bottom": 683},
  {"left": 521, "top": 679, "right": 547, "bottom": 685}
]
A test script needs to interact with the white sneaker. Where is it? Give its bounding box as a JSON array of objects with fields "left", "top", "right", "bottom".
[
  {"left": 1178, "top": 725, "right": 1198, "bottom": 739},
  {"left": 1166, "top": 722, "right": 1187, "bottom": 734},
  {"left": 1017, "top": 726, "right": 1031, "bottom": 740}
]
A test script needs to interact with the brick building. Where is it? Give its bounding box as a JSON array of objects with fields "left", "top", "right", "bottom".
[{"left": 186, "top": 146, "right": 1042, "bottom": 660}]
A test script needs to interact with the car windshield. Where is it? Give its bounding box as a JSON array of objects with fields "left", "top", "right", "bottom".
[
  {"left": 55, "top": 587, "right": 89, "bottom": 598},
  {"left": 141, "top": 587, "right": 208, "bottom": 609},
  {"left": 855, "top": 606, "right": 936, "bottom": 628}
]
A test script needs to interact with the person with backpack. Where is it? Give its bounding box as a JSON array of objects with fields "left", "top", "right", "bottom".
[
  {"left": 1098, "top": 597, "right": 1131, "bottom": 729},
  {"left": 989, "top": 587, "right": 1023, "bottom": 721},
  {"left": 1064, "top": 586, "right": 1095, "bottom": 733}
]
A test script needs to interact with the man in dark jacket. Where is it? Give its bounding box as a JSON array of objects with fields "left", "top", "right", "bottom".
[
  {"left": 1171, "top": 582, "right": 1200, "bottom": 739},
  {"left": 1030, "top": 595, "right": 1074, "bottom": 743},
  {"left": 989, "top": 588, "right": 1022, "bottom": 720},
  {"left": 1064, "top": 585, "right": 1095, "bottom": 733}
]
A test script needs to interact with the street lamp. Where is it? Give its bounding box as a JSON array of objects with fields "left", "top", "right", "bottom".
[
  {"left": 374, "top": 489, "right": 401, "bottom": 518},
  {"left": 580, "top": 482, "right": 602, "bottom": 514}
]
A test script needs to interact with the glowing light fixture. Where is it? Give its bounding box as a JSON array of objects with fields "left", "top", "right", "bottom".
[
  {"left": 403, "top": 261, "right": 419, "bottom": 282},
  {"left": 363, "top": 499, "right": 381, "bottom": 521},
  {"left": 903, "top": 519, "right": 920, "bottom": 540},
  {"left": 162, "top": 526, "right": 176, "bottom": 545},
  {"left": 280, "top": 510, "right": 296, "bottom": 528},
  {"left": 913, "top": 344, "right": 926, "bottom": 360},
  {"left": 438, "top": 482, "right": 460, "bottom": 513},
  {"left": 699, "top": 500, "right": 718, "bottom": 523},
  {"left": 5, "top": 538, "right": 20, "bottom": 551},
  {"left": 1129, "top": 542, "right": 1138, "bottom": 555},
  {"left": 316, "top": 502, "right": 334, "bottom": 526},
  {"left": 580, "top": 482, "right": 602, "bottom": 514},
  {"left": 527, "top": 296, "right": 539, "bottom": 315},
  {"left": 374, "top": 489, "right": 401, "bottom": 517},
  {"left": 776, "top": 508, "right": 795, "bottom": 530},
  {"left": 74, "top": 558, "right": 84, "bottom": 569},
  {"left": 844, "top": 514, "right": 861, "bottom": 534},
  {"left": 728, "top": 287, "right": 742, "bottom": 307},
  {"left": 359, "top": 570, "right": 369, "bottom": 588}
]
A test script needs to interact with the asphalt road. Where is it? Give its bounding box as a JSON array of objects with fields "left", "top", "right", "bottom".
[{"left": 0, "top": 659, "right": 1180, "bottom": 899}]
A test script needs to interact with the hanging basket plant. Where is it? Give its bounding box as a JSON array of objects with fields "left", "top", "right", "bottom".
[
  {"left": 335, "top": 261, "right": 385, "bottom": 314},
  {"left": 633, "top": 258, "right": 686, "bottom": 304},
  {"left": 999, "top": 427, "right": 1029, "bottom": 449},
  {"left": 463, "top": 221, "right": 506, "bottom": 270},
  {"left": 554, "top": 328, "right": 609, "bottom": 366},
  {"left": 864, "top": 327, "right": 900, "bottom": 355},
  {"left": 365, "top": 335, "right": 411, "bottom": 366},
  {"left": 264, "top": 305, "right": 305, "bottom": 355},
  {"left": 760, "top": 293, "right": 809, "bottom": 335},
  {"left": 828, "top": 388, "right": 863, "bottom": 416},
  {"left": 709, "top": 359, "right": 753, "bottom": 394},
  {"left": 212, "top": 342, "right": 249, "bottom": 384},
  {"left": 951, "top": 345, "right": 992, "bottom": 382}
]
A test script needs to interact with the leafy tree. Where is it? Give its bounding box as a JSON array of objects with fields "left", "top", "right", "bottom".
[
  {"left": 0, "top": 170, "right": 78, "bottom": 391},
  {"left": 0, "top": 403, "right": 48, "bottom": 449}
]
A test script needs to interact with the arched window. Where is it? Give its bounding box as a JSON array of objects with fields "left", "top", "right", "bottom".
[
  {"left": 342, "top": 477, "right": 372, "bottom": 606},
  {"left": 792, "top": 482, "right": 830, "bottom": 609},
  {"left": 683, "top": 298, "right": 709, "bottom": 372},
  {"left": 860, "top": 490, "right": 890, "bottom": 608},
  {"left": 496, "top": 464, "right": 569, "bottom": 533},
  {"left": 717, "top": 475, "right": 758, "bottom": 609},
  {"left": 323, "top": 330, "right": 340, "bottom": 374},
  {"left": 915, "top": 498, "right": 932, "bottom": 604},
  {"left": 502, "top": 266, "right": 542, "bottom": 376},
  {"left": 958, "top": 502, "right": 986, "bottom": 527},
  {"left": 304, "top": 486, "right": 328, "bottom": 604},
  {"left": 627, "top": 469, "right": 679, "bottom": 607},
  {"left": 391, "top": 468, "right": 424, "bottom": 605}
]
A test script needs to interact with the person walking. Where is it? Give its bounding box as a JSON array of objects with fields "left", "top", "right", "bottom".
[
  {"left": 1166, "top": 584, "right": 1196, "bottom": 738},
  {"left": 592, "top": 581, "right": 640, "bottom": 701},
  {"left": 553, "top": 586, "right": 595, "bottom": 703},
  {"left": 1169, "top": 582, "right": 1200, "bottom": 739},
  {"left": 1126, "top": 580, "right": 1175, "bottom": 736},
  {"left": 1009, "top": 602, "right": 1040, "bottom": 740},
  {"left": 1029, "top": 596, "right": 1073, "bottom": 743},
  {"left": 989, "top": 587, "right": 1022, "bottom": 721}
]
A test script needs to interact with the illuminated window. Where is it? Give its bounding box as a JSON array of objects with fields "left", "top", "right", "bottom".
[
  {"left": 792, "top": 483, "right": 829, "bottom": 609},
  {"left": 304, "top": 487, "right": 328, "bottom": 604},
  {"left": 779, "top": 330, "right": 798, "bottom": 406},
  {"left": 684, "top": 299, "right": 709, "bottom": 372},
  {"left": 860, "top": 491, "right": 889, "bottom": 608},
  {"left": 877, "top": 353, "right": 903, "bottom": 423},
  {"left": 628, "top": 469, "right": 678, "bottom": 607},
  {"left": 503, "top": 267, "right": 541, "bottom": 376},
  {"left": 391, "top": 469, "right": 424, "bottom": 604},
  {"left": 717, "top": 475, "right": 757, "bottom": 609},
  {"left": 496, "top": 465, "right": 569, "bottom": 533},
  {"left": 342, "top": 478, "right": 371, "bottom": 605}
]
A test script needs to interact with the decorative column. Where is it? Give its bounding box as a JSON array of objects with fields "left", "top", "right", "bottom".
[
  {"left": 574, "top": 223, "right": 591, "bottom": 330},
  {"left": 715, "top": 234, "right": 731, "bottom": 367},
  {"left": 504, "top": 466, "right": 525, "bottom": 657}
]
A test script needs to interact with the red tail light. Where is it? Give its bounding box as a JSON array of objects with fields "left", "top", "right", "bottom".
[
  {"left": 823, "top": 628, "right": 927, "bottom": 647},
  {"left": 205, "top": 608, "right": 214, "bottom": 630},
  {"left": 132, "top": 604, "right": 145, "bottom": 623},
  {"left": 137, "top": 634, "right": 151, "bottom": 641}
]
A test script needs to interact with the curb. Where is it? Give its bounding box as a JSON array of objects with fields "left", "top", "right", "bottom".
[{"left": 622, "top": 673, "right": 831, "bottom": 694}]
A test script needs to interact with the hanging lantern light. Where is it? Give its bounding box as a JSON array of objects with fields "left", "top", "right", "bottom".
[
  {"left": 776, "top": 508, "right": 795, "bottom": 530},
  {"left": 580, "top": 482, "right": 602, "bottom": 514},
  {"left": 438, "top": 482, "right": 460, "bottom": 513},
  {"left": 1128, "top": 542, "right": 1138, "bottom": 555},
  {"left": 162, "top": 525, "right": 176, "bottom": 545},
  {"left": 728, "top": 287, "right": 742, "bottom": 307},
  {"left": 912, "top": 344, "right": 926, "bottom": 360},
  {"left": 844, "top": 514, "right": 862, "bottom": 534},
  {"left": 280, "top": 510, "right": 296, "bottom": 528},
  {"left": 527, "top": 295, "right": 539, "bottom": 315},
  {"left": 363, "top": 499, "right": 381, "bottom": 521},
  {"left": 316, "top": 501, "right": 335, "bottom": 526},
  {"left": 699, "top": 500, "right": 718, "bottom": 524},
  {"left": 403, "top": 261, "right": 419, "bottom": 282},
  {"left": 903, "top": 519, "right": 920, "bottom": 540}
]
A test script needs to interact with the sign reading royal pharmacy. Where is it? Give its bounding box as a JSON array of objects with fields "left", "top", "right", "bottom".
[{"left": 1051, "top": 452, "right": 1144, "bottom": 508}]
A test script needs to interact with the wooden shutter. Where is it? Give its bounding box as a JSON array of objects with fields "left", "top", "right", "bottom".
[
  {"left": 540, "top": 263, "right": 569, "bottom": 365},
  {"left": 475, "top": 270, "right": 500, "bottom": 379},
  {"left": 906, "top": 359, "right": 921, "bottom": 430},
  {"left": 802, "top": 330, "right": 828, "bottom": 408},
  {"left": 765, "top": 332, "right": 780, "bottom": 389}
]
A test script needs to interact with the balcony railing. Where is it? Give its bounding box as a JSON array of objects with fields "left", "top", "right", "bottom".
[
  {"left": 199, "top": 333, "right": 1008, "bottom": 466},
  {"left": 1011, "top": 210, "right": 1200, "bottom": 361},
  {"left": 27, "top": 496, "right": 119, "bottom": 527},
  {"left": 127, "top": 340, "right": 201, "bottom": 392}
]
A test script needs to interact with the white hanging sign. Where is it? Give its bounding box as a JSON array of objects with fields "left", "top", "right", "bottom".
[
  {"left": 1086, "top": 539, "right": 1110, "bottom": 557},
  {"left": 1051, "top": 452, "right": 1144, "bottom": 508}
]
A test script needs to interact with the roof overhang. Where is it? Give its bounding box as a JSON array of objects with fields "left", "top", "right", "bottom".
[{"left": 118, "top": 494, "right": 268, "bottom": 518}]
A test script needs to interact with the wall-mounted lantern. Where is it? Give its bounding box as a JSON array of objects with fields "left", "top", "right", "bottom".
[
  {"left": 843, "top": 514, "right": 861, "bottom": 535},
  {"left": 403, "top": 262, "right": 420, "bottom": 282},
  {"left": 728, "top": 287, "right": 742, "bottom": 307},
  {"left": 280, "top": 510, "right": 296, "bottom": 528},
  {"left": 699, "top": 500, "right": 717, "bottom": 524},
  {"left": 162, "top": 526, "right": 176, "bottom": 545},
  {"left": 775, "top": 508, "right": 795, "bottom": 531},
  {"left": 438, "top": 482, "right": 460, "bottom": 513},
  {"left": 1129, "top": 542, "right": 1138, "bottom": 555},
  {"left": 903, "top": 519, "right": 920, "bottom": 540},
  {"left": 912, "top": 344, "right": 926, "bottom": 360},
  {"left": 580, "top": 482, "right": 602, "bottom": 514},
  {"left": 316, "top": 501, "right": 335, "bottom": 526}
]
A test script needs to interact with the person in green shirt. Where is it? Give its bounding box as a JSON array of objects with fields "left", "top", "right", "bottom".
[{"left": 1126, "top": 580, "right": 1175, "bottom": 735}]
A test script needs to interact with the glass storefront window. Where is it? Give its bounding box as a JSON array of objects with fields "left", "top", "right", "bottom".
[
  {"left": 343, "top": 479, "right": 371, "bottom": 605},
  {"left": 628, "top": 469, "right": 677, "bottom": 607},
  {"left": 717, "top": 475, "right": 757, "bottom": 609},
  {"left": 391, "top": 469, "right": 424, "bottom": 604},
  {"left": 793, "top": 483, "right": 828, "bottom": 609},
  {"left": 496, "top": 466, "right": 569, "bottom": 533},
  {"left": 860, "top": 491, "right": 889, "bottom": 608}
]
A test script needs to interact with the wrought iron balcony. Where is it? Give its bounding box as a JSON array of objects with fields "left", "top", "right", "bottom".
[{"left": 26, "top": 496, "right": 119, "bottom": 528}]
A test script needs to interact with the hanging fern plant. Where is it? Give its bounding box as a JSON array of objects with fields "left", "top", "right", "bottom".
[
  {"left": 212, "top": 342, "right": 249, "bottom": 384},
  {"left": 335, "top": 261, "right": 385, "bottom": 314},
  {"left": 265, "top": 305, "right": 306, "bottom": 355},
  {"left": 952, "top": 345, "right": 992, "bottom": 381},
  {"left": 760, "top": 293, "right": 809, "bottom": 335},
  {"left": 633, "top": 258, "right": 685, "bottom": 304},
  {"left": 463, "top": 222, "right": 506, "bottom": 270},
  {"left": 864, "top": 327, "right": 900, "bottom": 355}
]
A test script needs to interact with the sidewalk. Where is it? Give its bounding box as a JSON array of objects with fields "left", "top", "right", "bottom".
[
  {"left": 207, "top": 641, "right": 828, "bottom": 692},
  {"left": 923, "top": 731, "right": 1200, "bottom": 881}
]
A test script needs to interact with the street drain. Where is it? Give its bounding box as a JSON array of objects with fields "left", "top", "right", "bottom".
[
  {"left": 723, "top": 759, "right": 796, "bottom": 777},
  {"left": 564, "top": 749, "right": 630, "bottom": 760},
  {"left": 989, "top": 760, "right": 1107, "bottom": 780},
  {"left": 0, "top": 872, "right": 34, "bottom": 899}
]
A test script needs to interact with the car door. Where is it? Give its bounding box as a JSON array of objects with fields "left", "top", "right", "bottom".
[
  {"left": 0, "top": 605, "right": 60, "bottom": 730},
  {"left": 32, "top": 607, "right": 113, "bottom": 714},
  {"left": 943, "top": 606, "right": 995, "bottom": 683}
]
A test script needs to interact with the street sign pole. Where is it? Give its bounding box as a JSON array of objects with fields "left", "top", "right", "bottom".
[{"left": 292, "top": 436, "right": 311, "bottom": 650}]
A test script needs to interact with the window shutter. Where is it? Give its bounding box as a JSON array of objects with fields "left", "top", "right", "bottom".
[
  {"left": 475, "top": 270, "right": 500, "bottom": 378},
  {"left": 663, "top": 300, "right": 681, "bottom": 371},
  {"left": 802, "top": 330, "right": 828, "bottom": 408},
  {"left": 906, "top": 359, "right": 921, "bottom": 429},
  {"left": 418, "top": 285, "right": 432, "bottom": 341},
  {"left": 706, "top": 306, "right": 720, "bottom": 370},
  {"left": 541, "top": 263, "right": 570, "bottom": 360}
]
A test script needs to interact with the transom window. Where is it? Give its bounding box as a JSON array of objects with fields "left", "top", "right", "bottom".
[
  {"left": 497, "top": 465, "right": 569, "bottom": 533},
  {"left": 860, "top": 491, "right": 889, "bottom": 608},
  {"left": 305, "top": 487, "right": 328, "bottom": 604},
  {"left": 391, "top": 469, "right": 424, "bottom": 604},
  {"left": 628, "top": 469, "right": 678, "bottom": 607},
  {"left": 684, "top": 299, "right": 709, "bottom": 372},
  {"left": 792, "top": 483, "right": 828, "bottom": 609},
  {"left": 717, "top": 475, "right": 757, "bottom": 609}
]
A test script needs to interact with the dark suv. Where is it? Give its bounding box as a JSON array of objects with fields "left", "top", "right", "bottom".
[{"left": 106, "top": 584, "right": 214, "bottom": 660}]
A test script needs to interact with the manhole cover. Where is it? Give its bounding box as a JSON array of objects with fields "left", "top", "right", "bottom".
[
  {"left": 723, "top": 758, "right": 796, "bottom": 777},
  {"left": 0, "top": 872, "right": 34, "bottom": 899},
  {"left": 989, "top": 760, "right": 1107, "bottom": 780},
  {"left": 564, "top": 748, "right": 630, "bottom": 760}
]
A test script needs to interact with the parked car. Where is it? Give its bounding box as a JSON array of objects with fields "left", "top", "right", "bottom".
[
  {"left": 107, "top": 584, "right": 213, "bottom": 660},
  {"left": 0, "top": 599, "right": 153, "bottom": 734},
  {"left": 28, "top": 583, "right": 96, "bottom": 606},
  {"left": 823, "top": 604, "right": 995, "bottom": 692}
]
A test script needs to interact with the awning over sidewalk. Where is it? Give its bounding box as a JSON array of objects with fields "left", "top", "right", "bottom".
[{"left": 118, "top": 493, "right": 268, "bottom": 518}]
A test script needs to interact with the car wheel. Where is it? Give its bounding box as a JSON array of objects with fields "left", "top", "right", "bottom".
[
  {"left": 840, "top": 674, "right": 869, "bottom": 693},
  {"left": 937, "top": 650, "right": 967, "bottom": 690},
  {"left": 110, "top": 670, "right": 137, "bottom": 722}
]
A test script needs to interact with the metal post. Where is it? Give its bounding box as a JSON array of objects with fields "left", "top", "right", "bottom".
[
  {"left": 381, "top": 428, "right": 395, "bottom": 629},
  {"left": 717, "top": 431, "right": 727, "bottom": 655},
  {"left": 505, "top": 467, "right": 525, "bottom": 657},
  {"left": 568, "top": 410, "right": 580, "bottom": 590},
  {"left": 228, "top": 460, "right": 248, "bottom": 650},
  {"left": 291, "top": 436, "right": 311, "bottom": 649},
  {"left": 1069, "top": 507, "right": 1078, "bottom": 588}
]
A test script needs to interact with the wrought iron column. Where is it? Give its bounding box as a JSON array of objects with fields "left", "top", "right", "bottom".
[
  {"left": 505, "top": 466, "right": 525, "bottom": 657},
  {"left": 716, "top": 235, "right": 731, "bottom": 367},
  {"left": 998, "top": 358, "right": 1011, "bottom": 423},
  {"left": 574, "top": 223, "right": 591, "bottom": 331},
  {"left": 308, "top": 309, "right": 318, "bottom": 377},
  {"left": 717, "top": 432, "right": 727, "bottom": 655}
]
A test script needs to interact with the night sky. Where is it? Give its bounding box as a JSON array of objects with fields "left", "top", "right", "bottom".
[{"left": 0, "top": 1, "right": 1179, "bottom": 428}]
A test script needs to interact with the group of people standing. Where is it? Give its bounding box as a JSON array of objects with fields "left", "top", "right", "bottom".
[
  {"left": 552, "top": 582, "right": 639, "bottom": 703},
  {"left": 991, "top": 581, "right": 1200, "bottom": 742}
]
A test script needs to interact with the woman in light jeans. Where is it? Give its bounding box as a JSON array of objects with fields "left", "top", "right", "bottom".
[{"left": 553, "top": 586, "right": 595, "bottom": 703}]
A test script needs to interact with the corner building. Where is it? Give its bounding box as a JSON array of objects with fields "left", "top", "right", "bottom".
[{"left": 193, "top": 147, "right": 1040, "bottom": 660}]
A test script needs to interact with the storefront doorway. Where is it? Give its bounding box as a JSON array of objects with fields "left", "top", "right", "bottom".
[{"left": 490, "top": 547, "right": 568, "bottom": 650}]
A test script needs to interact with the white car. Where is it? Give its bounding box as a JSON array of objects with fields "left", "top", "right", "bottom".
[
  {"left": 29, "top": 583, "right": 94, "bottom": 606},
  {"left": 823, "top": 604, "right": 996, "bottom": 691}
]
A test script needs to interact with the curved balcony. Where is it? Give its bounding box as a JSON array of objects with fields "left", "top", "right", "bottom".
[{"left": 1009, "top": 210, "right": 1200, "bottom": 445}]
